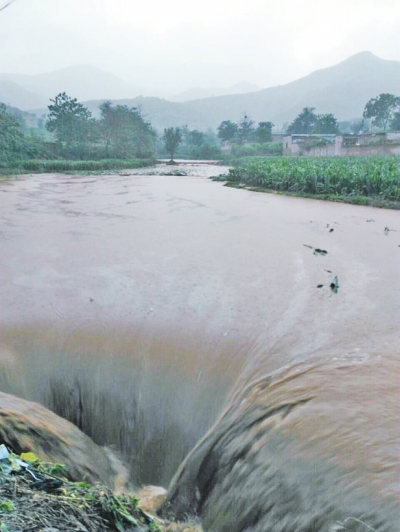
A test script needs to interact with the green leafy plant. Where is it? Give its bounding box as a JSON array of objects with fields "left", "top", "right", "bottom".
[
  {"left": 0, "top": 502, "right": 14, "bottom": 513},
  {"left": 222, "top": 156, "right": 400, "bottom": 206}
]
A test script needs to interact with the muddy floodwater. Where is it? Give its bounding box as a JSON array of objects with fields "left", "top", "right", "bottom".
[{"left": 0, "top": 164, "right": 399, "bottom": 493}]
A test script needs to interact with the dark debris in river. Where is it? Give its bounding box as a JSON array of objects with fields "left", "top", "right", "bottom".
[
  {"left": 317, "top": 274, "right": 339, "bottom": 294},
  {"left": 384, "top": 226, "right": 397, "bottom": 235},
  {"left": 304, "top": 244, "right": 328, "bottom": 256}
]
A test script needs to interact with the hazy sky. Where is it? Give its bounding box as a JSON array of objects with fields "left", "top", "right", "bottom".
[{"left": 0, "top": 0, "right": 399, "bottom": 95}]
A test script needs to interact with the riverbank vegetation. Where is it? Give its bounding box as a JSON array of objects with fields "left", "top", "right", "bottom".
[
  {"left": 214, "top": 156, "right": 400, "bottom": 208},
  {"left": 1, "top": 91, "right": 400, "bottom": 178},
  {"left": 0, "top": 96, "right": 157, "bottom": 175},
  {"left": 0, "top": 158, "right": 154, "bottom": 176},
  {"left": 157, "top": 126, "right": 221, "bottom": 160},
  {"left": 0, "top": 446, "right": 162, "bottom": 532}
]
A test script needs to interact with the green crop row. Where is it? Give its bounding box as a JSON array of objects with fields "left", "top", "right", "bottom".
[
  {"left": 225, "top": 156, "right": 400, "bottom": 201},
  {"left": 1, "top": 158, "right": 155, "bottom": 174}
]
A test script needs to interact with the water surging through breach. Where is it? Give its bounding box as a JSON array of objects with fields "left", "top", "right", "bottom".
[{"left": 0, "top": 324, "right": 247, "bottom": 487}]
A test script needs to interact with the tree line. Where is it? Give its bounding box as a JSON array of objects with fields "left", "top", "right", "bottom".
[
  {"left": 1, "top": 91, "right": 400, "bottom": 168},
  {"left": 0, "top": 94, "right": 158, "bottom": 167},
  {"left": 217, "top": 116, "right": 274, "bottom": 143},
  {"left": 46, "top": 93, "right": 157, "bottom": 159},
  {"left": 0, "top": 93, "right": 222, "bottom": 167},
  {"left": 162, "top": 126, "right": 221, "bottom": 161},
  {"left": 284, "top": 93, "right": 400, "bottom": 134},
  {"left": 216, "top": 93, "right": 400, "bottom": 139}
]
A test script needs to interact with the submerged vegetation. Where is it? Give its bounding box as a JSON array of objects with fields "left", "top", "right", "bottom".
[{"left": 215, "top": 156, "right": 400, "bottom": 208}]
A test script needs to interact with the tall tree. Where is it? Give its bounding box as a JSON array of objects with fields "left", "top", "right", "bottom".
[
  {"left": 286, "top": 107, "right": 317, "bottom": 134},
  {"left": 163, "top": 127, "right": 182, "bottom": 161},
  {"left": 99, "top": 101, "right": 156, "bottom": 158},
  {"left": 254, "top": 121, "right": 274, "bottom": 143},
  {"left": 389, "top": 112, "right": 400, "bottom": 131},
  {"left": 187, "top": 129, "right": 205, "bottom": 146},
  {"left": 178, "top": 127, "right": 220, "bottom": 159},
  {"left": 217, "top": 120, "right": 238, "bottom": 142},
  {"left": 0, "top": 103, "right": 26, "bottom": 164},
  {"left": 46, "top": 93, "right": 94, "bottom": 157},
  {"left": 363, "top": 93, "right": 400, "bottom": 131},
  {"left": 237, "top": 115, "right": 255, "bottom": 144},
  {"left": 314, "top": 114, "right": 339, "bottom": 134}
]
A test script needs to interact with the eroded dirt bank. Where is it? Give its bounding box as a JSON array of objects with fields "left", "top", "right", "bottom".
[{"left": 0, "top": 165, "right": 399, "bottom": 514}]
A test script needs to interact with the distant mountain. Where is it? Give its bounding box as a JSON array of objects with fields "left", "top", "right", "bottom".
[
  {"left": 171, "top": 82, "right": 262, "bottom": 102},
  {"left": 181, "top": 52, "right": 400, "bottom": 130},
  {"left": 0, "top": 80, "right": 46, "bottom": 109},
  {"left": 24, "top": 52, "right": 400, "bottom": 132},
  {"left": 82, "top": 52, "right": 400, "bottom": 131},
  {"left": 0, "top": 65, "right": 143, "bottom": 110}
]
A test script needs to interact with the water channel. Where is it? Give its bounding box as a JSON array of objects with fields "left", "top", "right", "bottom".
[{"left": 0, "top": 164, "right": 398, "bottom": 494}]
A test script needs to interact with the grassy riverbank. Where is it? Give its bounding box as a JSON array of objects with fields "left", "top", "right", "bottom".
[
  {"left": 0, "top": 448, "right": 161, "bottom": 532},
  {"left": 0, "top": 158, "right": 155, "bottom": 176},
  {"left": 0, "top": 446, "right": 203, "bottom": 531},
  {"left": 214, "top": 156, "right": 400, "bottom": 208}
]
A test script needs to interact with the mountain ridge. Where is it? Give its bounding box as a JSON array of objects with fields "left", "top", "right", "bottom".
[
  {"left": 171, "top": 81, "right": 262, "bottom": 102},
  {"left": 4, "top": 52, "right": 399, "bottom": 131},
  {"left": 0, "top": 65, "right": 143, "bottom": 109},
  {"left": 80, "top": 52, "right": 400, "bottom": 130}
]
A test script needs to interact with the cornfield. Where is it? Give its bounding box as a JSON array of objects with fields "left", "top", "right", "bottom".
[{"left": 225, "top": 156, "right": 400, "bottom": 201}]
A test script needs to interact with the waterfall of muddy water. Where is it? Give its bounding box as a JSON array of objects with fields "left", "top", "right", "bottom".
[{"left": 0, "top": 165, "right": 399, "bottom": 495}]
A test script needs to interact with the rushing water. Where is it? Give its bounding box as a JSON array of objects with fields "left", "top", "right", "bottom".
[{"left": 0, "top": 165, "right": 399, "bottom": 493}]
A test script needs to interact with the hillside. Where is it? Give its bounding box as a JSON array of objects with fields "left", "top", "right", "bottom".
[
  {"left": 181, "top": 51, "right": 400, "bottom": 129},
  {"left": 0, "top": 80, "right": 46, "bottom": 109},
  {"left": 80, "top": 52, "right": 400, "bottom": 131},
  {"left": 171, "top": 81, "right": 262, "bottom": 102},
  {"left": 0, "top": 65, "right": 141, "bottom": 109},
  {"left": 17, "top": 52, "right": 400, "bottom": 131}
]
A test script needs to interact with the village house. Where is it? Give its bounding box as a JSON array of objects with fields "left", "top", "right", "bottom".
[{"left": 283, "top": 132, "right": 400, "bottom": 156}]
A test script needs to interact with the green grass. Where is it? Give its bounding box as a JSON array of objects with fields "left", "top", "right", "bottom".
[
  {"left": 216, "top": 156, "right": 400, "bottom": 208},
  {"left": 0, "top": 158, "right": 155, "bottom": 175}
]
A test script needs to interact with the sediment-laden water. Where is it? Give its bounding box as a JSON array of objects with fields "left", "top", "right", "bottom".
[{"left": 0, "top": 165, "right": 398, "bottom": 498}]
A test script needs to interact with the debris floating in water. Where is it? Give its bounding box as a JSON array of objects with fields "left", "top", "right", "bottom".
[
  {"left": 330, "top": 276, "right": 339, "bottom": 294},
  {"left": 303, "top": 244, "right": 328, "bottom": 256},
  {"left": 316, "top": 274, "right": 339, "bottom": 294}
]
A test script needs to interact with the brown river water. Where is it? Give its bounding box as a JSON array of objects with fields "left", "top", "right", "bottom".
[{"left": 0, "top": 164, "right": 399, "bottom": 498}]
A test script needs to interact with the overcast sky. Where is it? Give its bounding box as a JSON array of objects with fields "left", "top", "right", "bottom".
[{"left": 0, "top": 0, "right": 399, "bottom": 95}]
